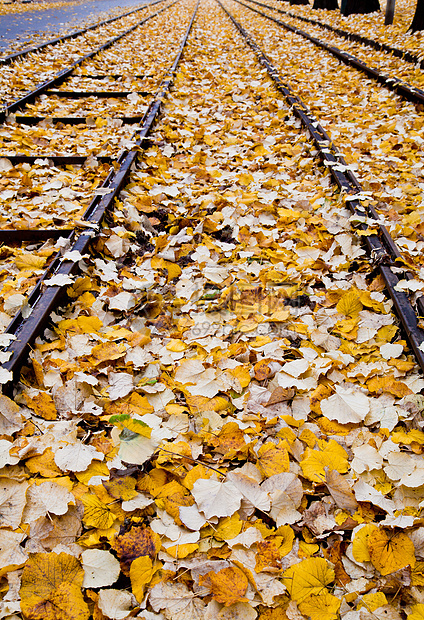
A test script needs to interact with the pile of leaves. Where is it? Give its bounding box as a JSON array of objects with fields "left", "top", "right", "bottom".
[{"left": 1, "top": 1, "right": 424, "bottom": 620}]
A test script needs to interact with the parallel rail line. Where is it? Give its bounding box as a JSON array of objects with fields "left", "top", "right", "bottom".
[
  {"left": 1, "top": 0, "right": 200, "bottom": 392},
  {"left": 2, "top": 0, "right": 424, "bottom": 391},
  {"left": 0, "top": 0, "right": 174, "bottom": 122},
  {"left": 243, "top": 0, "right": 424, "bottom": 69},
  {"left": 0, "top": 0, "right": 162, "bottom": 65},
  {"left": 233, "top": 0, "right": 424, "bottom": 107},
  {"left": 218, "top": 0, "right": 424, "bottom": 372}
]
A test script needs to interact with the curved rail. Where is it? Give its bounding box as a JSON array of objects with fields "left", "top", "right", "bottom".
[{"left": 217, "top": 0, "right": 424, "bottom": 373}]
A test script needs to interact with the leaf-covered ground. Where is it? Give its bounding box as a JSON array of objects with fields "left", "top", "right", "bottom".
[
  {"left": 271, "top": 0, "right": 423, "bottom": 56},
  {"left": 2, "top": 1, "right": 424, "bottom": 619}
]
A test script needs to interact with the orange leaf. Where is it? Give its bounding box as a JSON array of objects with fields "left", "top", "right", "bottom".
[
  {"left": 199, "top": 566, "right": 249, "bottom": 606},
  {"left": 24, "top": 392, "right": 57, "bottom": 420}
]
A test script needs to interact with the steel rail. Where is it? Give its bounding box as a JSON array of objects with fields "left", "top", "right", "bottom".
[
  {"left": 0, "top": 0, "right": 165, "bottom": 65},
  {"left": 0, "top": 0, "right": 178, "bottom": 122},
  {"left": 217, "top": 0, "right": 424, "bottom": 373},
  {"left": 243, "top": 0, "right": 424, "bottom": 70},
  {"left": 233, "top": 0, "right": 424, "bottom": 107},
  {"left": 1, "top": 0, "right": 200, "bottom": 393}
]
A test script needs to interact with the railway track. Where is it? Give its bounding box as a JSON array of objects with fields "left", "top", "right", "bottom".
[
  {"left": 243, "top": 0, "right": 424, "bottom": 69},
  {"left": 0, "top": 0, "right": 422, "bottom": 391},
  {"left": 0, "top": 1, "right": 423, "bottom": 616},
  {"left": 0, "top": 0, "right": 195, "bottom": 387},
  {"left": 0, "top": 0, "right": 169, "bottom": 107},
  {"left": 217, "top": 0, "right": 424, "bottom": 371},
  {"left": 0, "top": 0, "right": 157, "bottom": 65},
  {"left": 233, "top": 0, "right": 424, "bottom": 105},
  {"left": 223, "top": 2, "right": 424, "bottom": 276}
]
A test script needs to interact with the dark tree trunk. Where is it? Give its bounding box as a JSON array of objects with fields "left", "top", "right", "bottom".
[
  {"left": 290, "top": 0, "right": 309, "bottom": 5},
  {"left": 313, "top": 0, "right": 338, "bottom": 8},
  {"left": 341, "top": 0, "right": 380, "bottom": 15},
  {"left": 410, "top": 0, "right": 424, "bottom": 31}
]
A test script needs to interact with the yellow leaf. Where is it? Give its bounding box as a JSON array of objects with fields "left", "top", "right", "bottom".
[
  {"left": 276, "top": 525, "right": 295, "bottom": 557},
  {"left": 298, "top": 593, "right": 341, "bottom": 620},
  {"left": 130, "top": 556, "right": 157, "bottom": 603},
  {"left": 103, "top": 476, "right": 138, "bottom": 501},
  {"left": 409, "top": 604, "right": 424, "bottom": 620},
  {"left": 391, "top": 429, "right": 424, "bottom": 445},
  {"left": 367, "top": 375, "right": 412, "bottom": 398},
  {"left": 24, "top": 392, "right": 57, "bottom": 420},
  {"left": 336, "top": 290, "right": 363, "bottom": 317},
  {"left": 358, "top": 592, "right": 388, "bottom": 612},
  {"left": 58, "top": 315, "right": 103, "bottom": 334},
  {"left": 257, "top": 441, "right": 290, "bottom": 477},
  {"left": 183, "top": 464, "right": 214, "bottom": 490},
  {"left": 88, "top": 341, "right": 127, "bottom": 366},
  {"left": 300, "top": 439, "right": 349, "bottom": 482},
  {"left": 214, "top": 513, "right": 243, "bottom": 542},
  {"left": 282, "top": 557, "right": 335, "bottom": 603},
  {"left": 75, "top": 461, "right": 110, "bottom": 486},
  {"left": 367, "top": 528, "right": 415, "bottom": 576},
  {"left": 15, "top": 254, "right": 46, "bottom": 271},
  {"left": 411, "top": 561, "right": 424, "bottom": 586},
  {"left": 26, "top": 448, "right": 62, "bottom": 477},
  {"left": 20, "top": 552, "right": 89, "bottom": 620},
  {"left": 358, "top": 290, "right": 385, "bottom": 312},
  {"left": 67, "top": 276, "right": 98, "bottom": 299},
  {"left": 199, "top": 566, "right": 249, "bottom": 606},
  {"left": 377, "top": 324, "right": 398, "bottom": 342},
  {"left": 238, "top": 172, "right": 254, "bottom": 186},
  {"left": 82, "top": 494, "right": 115, "bottom": 530},
  {"left": 298, "top": 541, "right": 320, "bottom": 558},
  {"left": 164, "top": 543, "right": 199, "bottom": 558},
  {"left": 228, "top": 365, "right": 251, "bottom": 388},
  {"left": 166, "top": 339, "right": 187, "bottom": 352},
  {"left": 163, "top": 260, "right": 182, "bottom": 282},
  {"left": 255, "top": 540, "right": 282, "bottom": 572},
  {"left": 352, "top": 524, "right": 378, "bottom": 563}
]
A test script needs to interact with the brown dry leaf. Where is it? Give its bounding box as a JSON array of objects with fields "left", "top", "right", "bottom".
[
  {"left": 113, "top": 526, "right": 161, "bottom": 575},
  {"left": 324, "top": 468, "right": 358, "bottom": 513}
]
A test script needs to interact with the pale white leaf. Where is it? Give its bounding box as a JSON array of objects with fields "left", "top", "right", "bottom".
[
  {"left": 380, "top": 343, "right": 403, "bottom": 359},
  {"left": 192, "top": 478, "right": 243, "bottom": 519},
  {"left": 82, "top": 549, "right": 121, "bottom": 588},
  {"left": 54, "top": 443, "right": 104, "bottom": 472},
  {"left": 97, "top": 589, "right": 134, "bottom": 620},
  {"left": 23, "top": 481, "right": 74, "bottom": 522},
  {"left": 321, "top": 386, "right": 369, "bottom": 424},
  {"left": 44, "top": 274, "right": 75, "bottom": 287},
  {"left": 354, "top": 479, "right": 395, "bottom": 514},
  {"left": 226, "top": 472, "right": 270, "bottom": 511}
]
